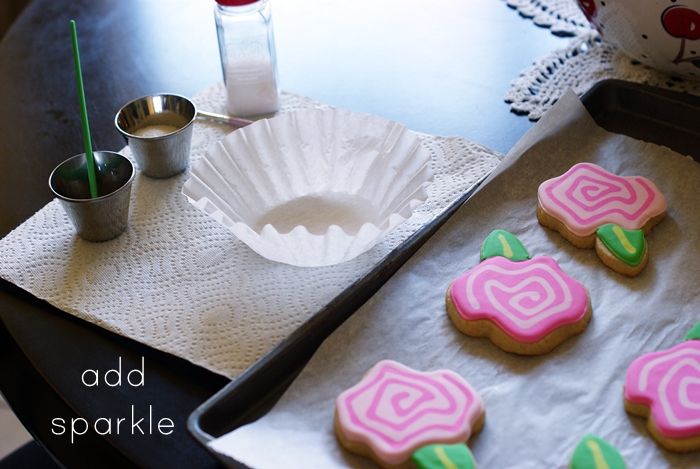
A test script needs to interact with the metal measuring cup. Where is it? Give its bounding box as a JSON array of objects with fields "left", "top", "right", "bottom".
[
  {"left": 115, "top": 94, "right": 196, "bottom": 178},
  {"left": 49, "top": 151, "right": 134, "bottom": 242}
]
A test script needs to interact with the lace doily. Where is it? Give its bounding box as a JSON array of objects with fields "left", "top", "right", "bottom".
[
  {"left": 0, "top": 83, "right": 501, "bottom": 379},
  {"left": 502, "top": 0, "right": 592, "bottom": 37},
  {"left": 506, "top": 33, "right": 700, "bottom": 120}
]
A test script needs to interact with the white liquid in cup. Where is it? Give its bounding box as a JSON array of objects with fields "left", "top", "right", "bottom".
[{"left": 132, "top": 124, "right": 181, "bottom": 138}]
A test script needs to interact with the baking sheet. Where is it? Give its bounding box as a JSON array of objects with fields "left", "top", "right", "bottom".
[{"left": 207, "top": 91, "right": 700, "bottom": 468}]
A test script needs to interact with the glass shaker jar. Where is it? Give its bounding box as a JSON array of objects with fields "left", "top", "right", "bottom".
[{"left": 214, "top": 0, "right": 280, "bottom": 117}]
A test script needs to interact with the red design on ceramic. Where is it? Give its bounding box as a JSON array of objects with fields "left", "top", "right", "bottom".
[
  {"left": 575, "top": 0, "right": 700, "bottom": 77},
  {"left": 577, "top": 0, "right": 597, "bottom": 22},
  {"left": 661, "top": 5, "right": 700, "bottom": 65}
]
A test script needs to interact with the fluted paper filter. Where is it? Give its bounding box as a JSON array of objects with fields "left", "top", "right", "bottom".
[{"left": 183, "top": 109, "right": 433, "bottom": 266}]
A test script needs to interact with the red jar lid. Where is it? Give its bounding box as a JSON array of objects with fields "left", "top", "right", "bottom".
[{"left": 216, "top": 0, "right": 258, "bottom": 5}]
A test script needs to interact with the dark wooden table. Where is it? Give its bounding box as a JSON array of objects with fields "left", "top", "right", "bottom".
[{"left": 0, "top": 1, "right": 564, "bottom": 467}]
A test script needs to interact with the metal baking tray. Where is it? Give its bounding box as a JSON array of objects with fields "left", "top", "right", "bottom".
[{"left": 187, "top": 79, "right": 700, "bottom": 466}]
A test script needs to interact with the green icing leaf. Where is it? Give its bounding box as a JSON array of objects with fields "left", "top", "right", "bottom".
[
  {"left": 570, "top": 434, "right": 626, "bottom": 469},
  {"left": 480, "top": 229, "right": 530, "bottom": 262},
  {"left": 411, "top": 443, "right": 476, "bottom": 469},
  {"left": 596, "top": 224, "right": 646, "bottom": 267},
  {"left": 685, "top": 322, "right": 700, "bottom": 341}
]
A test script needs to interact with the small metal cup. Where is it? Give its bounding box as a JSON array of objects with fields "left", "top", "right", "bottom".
[
  {"left": 115, "top": 94, "right": 196, "bottom": 178},
  {"left": 49, "top": 151, "right": 135, "bottom": 242}
]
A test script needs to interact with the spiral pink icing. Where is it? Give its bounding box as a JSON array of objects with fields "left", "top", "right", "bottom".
[
  {"left": 335, "top": 360, "right": 484, "bottom": 466},
  {"left": 449, "top": 256, "right": 588, "bottom": 342},
  {"left": 538, "top": 162, "right": 666, "bottom": 236},
  {"left": 624, "top": 341, "right": 700, "bottom": 439}
]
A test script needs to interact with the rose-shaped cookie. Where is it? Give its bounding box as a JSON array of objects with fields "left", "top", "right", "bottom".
[
  {"left": 537, "top": 162, "right": 666, "bottom": 246},
  {"left": 447, "top": 230, "right": 591, "bottom": 355},
  {"left": 623, "top": 323, "right": 700, "bottom": 452},
  {"left": 537, "top": 162, "right": 666, "bottom": 276},
  {"left": 335, "top": 360, "right": 484, "bottom": 467}
]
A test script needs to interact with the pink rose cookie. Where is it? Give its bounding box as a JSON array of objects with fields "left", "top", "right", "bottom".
[
  {"left": 334, "top": 360, "right": 484, "bottom": 468},
  {"left": 623, "top": 323, "right": 700, "bottom": 452},
  {"left": 447, "top": 230, "right": 591, "bottom": 355},
  {"left": 537, "top": 162, "right": 666, "bottom": 247},
  {"left": 537, "top": 162, "right": 666, "bottom": 276}
]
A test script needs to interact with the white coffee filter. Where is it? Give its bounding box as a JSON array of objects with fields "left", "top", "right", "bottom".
[{"left": 182, "top": 109, "right": 433, "bottom": 267}]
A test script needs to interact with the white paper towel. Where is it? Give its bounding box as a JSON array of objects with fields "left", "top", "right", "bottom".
[
  {"left": 0, "top": 83, "right": 501, "bottom": 379},
  {"left": 209, "top": 91, "right": 700, "bottom": 468}
]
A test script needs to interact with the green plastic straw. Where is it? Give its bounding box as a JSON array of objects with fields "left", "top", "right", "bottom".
[{"left": 69, "top": 20, "right": 98, "bottom": 198}]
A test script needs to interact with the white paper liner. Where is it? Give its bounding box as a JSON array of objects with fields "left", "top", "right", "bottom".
[
  {"left": 208, "top": 91, "right": 700, "bottom": 468},
  {"left": 183, "top": 109, "right": 432, "bottom": 267}
]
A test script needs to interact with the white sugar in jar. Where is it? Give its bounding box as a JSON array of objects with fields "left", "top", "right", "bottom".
[{"left": 215, "top": 0, "right": 280, "bottom": 117}]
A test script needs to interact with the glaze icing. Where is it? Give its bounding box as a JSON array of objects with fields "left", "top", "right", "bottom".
[
  {"left": 480, "top": 229, "right": 530, "bottom": 262},
  {"left": 595, "top": 224, "right": 646, "bottom": 267},
  {"left": 570, "top": 434, "right": 626, "bottom": 469},
  {"left": 449, "top": 256, "right": 588, "bottom": 342},
  {"left": 686, "top": 322, "right": 700, "bottom": 341},
  {"left": 538, "top": 163, "right": 666, "bottom": 236},
  {"left": 624, "top": 340, "right": 700, "bottom": 439},
  {"left": 412, "top": 443, "right": 476, "bottom": 469},
  {"left": 335, "top": 360, "right": 484, "bottom": 466}
]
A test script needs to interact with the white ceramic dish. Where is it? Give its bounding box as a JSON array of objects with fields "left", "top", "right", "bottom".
[
  {"left": 576, "top": 0, "right": 700, "bottom": 79},
  {"left": 183, "top": 108, "right": 433, "bottom": 267}
]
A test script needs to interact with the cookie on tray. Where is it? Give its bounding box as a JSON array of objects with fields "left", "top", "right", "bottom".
[
  {"left": 623, "top": 322, "right": 700, "bottom": 452},
  {"left": 334, "top": 360, "right": 484, "bottom": 468},
  {"left": 569, "top": 434, "right": 626, "bottom": 469},
  {"left": 537, "top": 162, "right": 666, "bottom": 276},
  {"left": 446, "top": 230, "right": 591, "bottom": 355}
]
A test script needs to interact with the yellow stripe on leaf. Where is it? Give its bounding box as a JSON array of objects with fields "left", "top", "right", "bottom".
[
  {"left": 497, "top": 233, "right": 514, "bottom": 258},
  {"left": 586, "top": 440, "right": 610, "bottom": 469},
  {"left": 434, "top": 446, "right": 459, "bottom": 469},
  {"left": 612, "top": 225, "right": 636, "bottom": 254}
]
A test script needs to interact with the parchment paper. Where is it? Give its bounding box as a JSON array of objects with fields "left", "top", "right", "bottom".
[{"left": 209, "top": 91, "right": 700, "bottom": 468}]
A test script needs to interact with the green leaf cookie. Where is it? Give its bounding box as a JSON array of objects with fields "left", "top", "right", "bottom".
[
  {"left": 480, "top": 229, "right": 530, "bottom": 262},
  {"left": 595, "top": 224, "right": 646, "bottom": 267},
  {"left": 570, "top": 434, "right": 625, "bottom": 469},
  {"left": 411, "top": 443, "right": 476, "bottom": 469},
  {"left": 686, "top": 321, "right": 700, "bottom": 341}
]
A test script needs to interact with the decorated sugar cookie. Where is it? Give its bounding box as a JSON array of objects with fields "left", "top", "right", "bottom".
[
  {"left": 446, "top": 230, "right": 591, "bottom": 355},
  {"left": 623, "top": 323, "right": 700, "bottom": 452},
  {"left": 537, "top": 162, "right": 666, "bottom": 246},
  {"left": 412, "top": 443, "right": 476, "bottom": 469},
  {"left": 335, "top": 360, "right": 484, "bottom": 468},
  {"left": 537, "top": 162, "right": 666, "bottom": 276},
  {"left": 569, "top": 434, "right": 626, "bottom": 469}
]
